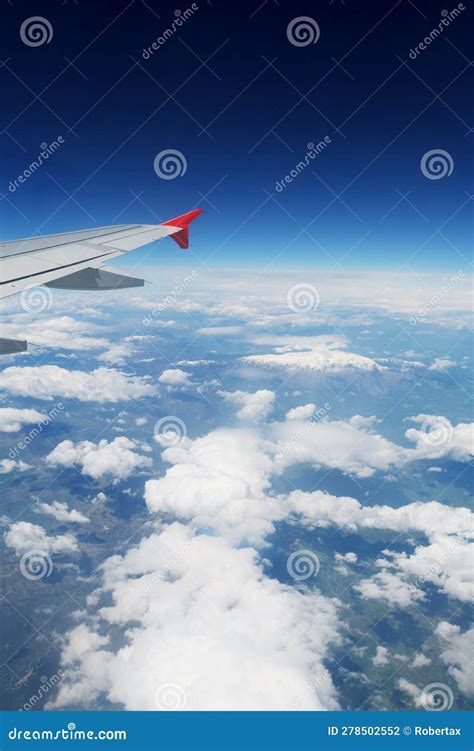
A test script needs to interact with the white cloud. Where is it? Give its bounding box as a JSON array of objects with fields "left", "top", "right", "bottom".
[
  {"left": 334, "top": 549, "right": 358, "bottom": 576},
  {"left": 144, "top": 412, "right": 474, "bottom": 595},
  {"left": 49, "top": 523, "right": 341, "bottom": 711},
  {"left": 145, "top": 429, "right": 279, "bottom": 545},
  {"left": 397, "top": 678, "right": 421, "bottom": 706},
  {"left": 405, "top": 415, "right": 473, "bottom": 462},
  {"left": 218, "top": 389, "right": 275, "bottom": 421},
  {"left": 348, "top": 415, "right": 379, "bottom": 430},
  {"left": 158, "top": 369, "right": 192, "bottom": 387},
  {"left": 244, "top": 335, "right": 382, "bottom": 373},
  {"left": 140, "top": 297, "right": 204, "bottom": 314},
  {"left": 285, "top": 490, "right": 474, "bottom": 604},
  {"left": 177, "top": 359, "right": 217, "bottom": 367},
  {"left": 0, "top": 315, "right": 109, "bottom": 352},
  {"left": 285, "top": 491, "right": 473, "bottom": 537},
  {"left": 61, "top": 624, "right": 109, "bottom": 666},
  {"left": 0, "top": 408, "right": 47, "bottom": 433},
  {"left": 436, "top": 622, "right": 474, "bottom": 699},
  {"left": 4, "top": 521, "right": 78, "bottom": 555},
  {"left": 148, "top": 319, "right": 181, "bottom": 328},
  {"left": 36, "top": 501, "right": 89, "bottom": 524},
  {"left": 286, "top": 404, "right": 316, "bottom": 421},
  {"left": 354, "top": 570, "right": 425, "bottom": 607},
  {"left": 198, "top": 325, "right": 245, "bottom": 336},
  {"left": 0, "top": 366, "right": 156, "bottom": 402},
  {"left": 47, "top": 437, "right": 152, "bottom": 482},
  {"left": 392, "top": 537, "right": 473, "bottom": 603},
  {"left": 373, "top": 645, "right": 389, "bottom": 666},
  {"left": 411, "top": 653, "right": 431, "bottom": 668},
  {"left": 44, "top": 390, "right": 474, "bottom": 713},
  {"left": 335, "top": 552, "right": 357, "bottom": 564},
  {"left": 271, "top": 412, "right": 473, "bottom": 479},
  {"left": 429, "top": 358, "right": 457, "bottom": 371},
  {"left": 98, "top": 343, "right": 134, "bottom": 366},
  {"left": 127, "top": 269, "right": 472, "bottom": 320},
  {"left": 271, "top": 415, "right": 405, "bottom": 478},
  {"left": 92, "top": 492, "right": 107, "bottom": 504},
  {"left": 0, "top": 459, "right": 31, "bottom": 474}
]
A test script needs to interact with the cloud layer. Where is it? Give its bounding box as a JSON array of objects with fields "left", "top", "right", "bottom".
[{"left": 0, "top": 366, "right": 156, "bottom": 402}]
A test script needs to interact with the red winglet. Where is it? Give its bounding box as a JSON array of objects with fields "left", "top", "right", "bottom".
[{"left": 161, "top": 208, "right": 204, "bottom": 249}]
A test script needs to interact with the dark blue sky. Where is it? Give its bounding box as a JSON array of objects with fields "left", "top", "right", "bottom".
[{"left": 1, "top": 0, "right": 472, "bottom": 270}]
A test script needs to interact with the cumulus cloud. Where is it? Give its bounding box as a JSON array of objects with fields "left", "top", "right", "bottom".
[
  {"left": 397, "top": 678, "right": 421, "bottom": 705},
  {"left": 146, "top": 421, "right": 458, "bottom": 543},
  {"left": 36, "top": 501, "right": 89, "bottom": 524},
  {"left": 271, "top": 415, "right": 405, "bottom": 478},
  {"left": 218, "top": 389, "right": 275, "bottom": 422},
  {"left": 390, "top": 537, "right": 473, "bottom": 603},
  {"left": 286, "top": 489, "right": 473, "bottom": 604},
  {"left": 335, "top": 552, "right": 357, "bottom": 564},
  {"left": 372, "top": 646, "right": 389, "bottom": 666},
  {"left": 354, "top": 570, "right": 425, "bottom": 607},
  {"left": 244, "top": 335, "right": 382, "bottom": 373},
  {"left": 405, "top": 415, "right": 473, "bottom": 462},
  {"left": 144, "top": 411, "right": 474, "bottom": 586},
  {"left": 145, "top": 429, "right": 279, "bottom": 545},
  {"left": 47, "top": 437, "right": 152, "bottom": 482},
  {"left": 285, "top": 404, "right": 317, "bottom": 421},
  {"left": 61, "top": 624, "right": 110, "bottom": 666},
  {"left": 271, "top": 412, "right": 473, "bottom": 478},
  {"left": 0, "top": 315, "right": 109, "bottom": 352},
  {"left": 49, "top": 523, "right": 341, "bottom": 711},
  {"left": 411, "top": 653, "right": 431, "bottom": 668},
  {"left": 98, "top": 343, "right": 134, "bottom": 366},
  {"left": 0, "top": 366, "right": 156, "bottom": 402},
  {"left": 44, "top": 401, "right": 474, "bottom": 711},
  {"left": 0, "top": 459, "right": 31, "bottom": 474},
  {"left": 158, "top": 369, "right": 192, "bottom": 387},
  {"left": 4, "top": 521, "right": 78, "bottom": 555},
  {"left": 146, "top": 411, "right": 474, "bottom": 601},
  {"left": 0, "top": 408, "right": 47, "bottom": 433},
  {"left": 285, "top": 491, "right": 473, "bottom": 537},
  {"left": 436, "top": 622, "right": 474, "bottom": 698}
]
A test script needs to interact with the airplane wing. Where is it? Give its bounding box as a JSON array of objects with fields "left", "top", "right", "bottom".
[{"left": 0, "top": 209, "right": 203, "bottom": 354}]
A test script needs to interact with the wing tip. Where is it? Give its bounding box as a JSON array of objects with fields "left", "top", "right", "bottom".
[{"left": 161, "top": 208, "right": 204, "bottom": 249}]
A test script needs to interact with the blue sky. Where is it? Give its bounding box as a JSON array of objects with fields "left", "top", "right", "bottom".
[{"left": 0, "top": 0, "right": 472, "bottom": 271}]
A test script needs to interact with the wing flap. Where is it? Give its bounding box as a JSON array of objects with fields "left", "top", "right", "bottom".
[
  {"left": 46, "top": 266, "right": 145, "bottom": 290},
  {"left": 97, "top": 225, "right": 177, "bottom": 251}
]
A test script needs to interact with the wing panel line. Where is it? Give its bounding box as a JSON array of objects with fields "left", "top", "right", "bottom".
[
  {"left": 0, "top": 249, "right": 119, "bottom": 285},
  {"left": 0, "top": 225, "right": 144, "bottom": 259}
]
